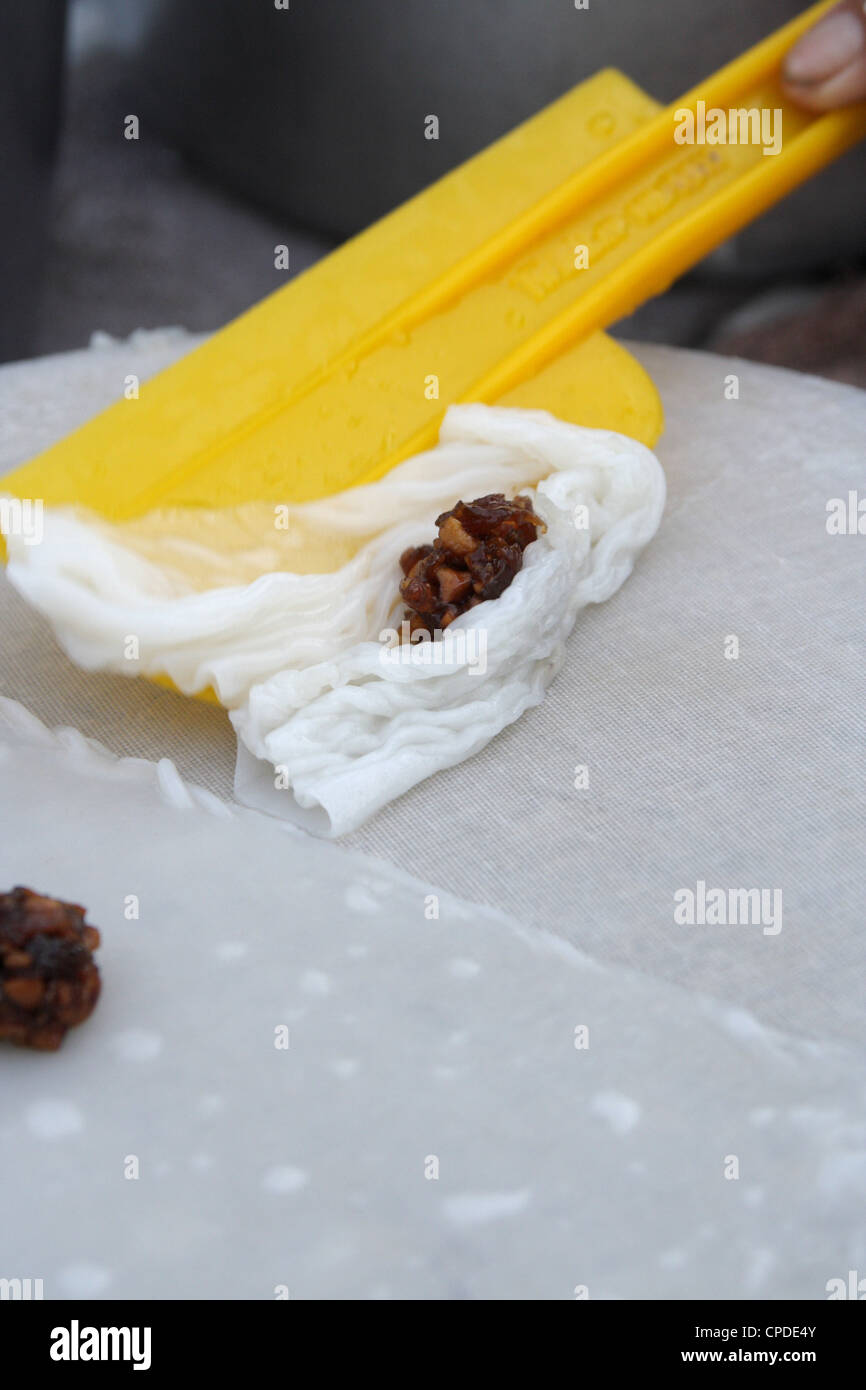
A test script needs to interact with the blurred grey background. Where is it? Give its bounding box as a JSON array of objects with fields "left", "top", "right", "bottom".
[{"left": 1, "top": 0, "right": 865, "bottom": 381}]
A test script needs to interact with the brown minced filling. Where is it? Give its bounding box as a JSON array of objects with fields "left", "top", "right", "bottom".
[
  {"left": 399, "top": 493, "right": 545, "bottom": 637},
  {"left": 0, "top": 887, "right": 101, "bottom": 1050}
]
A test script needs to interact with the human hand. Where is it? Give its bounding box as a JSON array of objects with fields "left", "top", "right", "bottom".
[{"left": 782, "top": 1, "right": 866, "bottom": 109}]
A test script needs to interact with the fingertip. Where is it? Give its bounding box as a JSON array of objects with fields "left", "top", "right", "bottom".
[{"left": 782, "top": 56, "right": 866, "bottom": 112}]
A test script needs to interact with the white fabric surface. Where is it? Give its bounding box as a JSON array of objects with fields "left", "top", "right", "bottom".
[
  {"left": 1, "top": 333, "right": 864, "bottom": 1047},
  {"left": 1, "top": 698, "right": 864, "bottom": 1300}
]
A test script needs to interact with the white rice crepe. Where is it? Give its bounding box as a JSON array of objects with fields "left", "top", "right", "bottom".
[{"left": 3, "top": 405, "right": 665, "bottom": 834}]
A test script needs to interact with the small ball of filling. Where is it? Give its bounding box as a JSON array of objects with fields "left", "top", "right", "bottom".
[
  {"left": 399, "top": 493, "right": 545, "bottom": 636},
  {"left": 0, "top": 887, "right": 102, "bottom": 1051}
]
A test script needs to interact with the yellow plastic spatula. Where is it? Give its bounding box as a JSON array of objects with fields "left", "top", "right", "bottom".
[{"left": 4, "top": 1, "right": 864, "bottom": 521}]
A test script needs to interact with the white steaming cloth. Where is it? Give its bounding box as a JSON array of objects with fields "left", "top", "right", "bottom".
[{"left": 3, "top": 405, "right": 665, "bottom": 834}]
